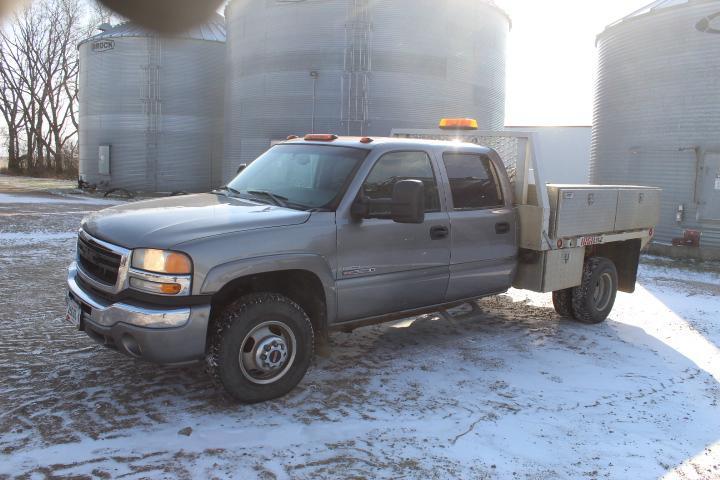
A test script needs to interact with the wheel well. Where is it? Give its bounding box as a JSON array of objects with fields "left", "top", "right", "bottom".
[
  {"left": 587, "top": 239, "right": 642, "bottom": 293},
  {"left": 209, "top": 270, "right": 328, "bottom": 343}
]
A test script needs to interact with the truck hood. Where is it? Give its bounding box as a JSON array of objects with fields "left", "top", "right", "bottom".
[{"left": 82, "top": 194, "right": 311, "bottom": 249}]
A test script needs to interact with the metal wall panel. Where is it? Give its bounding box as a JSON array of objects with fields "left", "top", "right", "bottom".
[
  {"left": 591, "top": 0, "right": 720, "bottom": 248},
  {"left": 223, "top": 0, "right": 510, "bottom": 182},
  {"left": 79, "top": 20, "right": 225, "bottom": 193}
]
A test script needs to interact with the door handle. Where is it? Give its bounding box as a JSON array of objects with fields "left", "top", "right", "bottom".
[
  {"left": 495, "top": 222, "right": 510, "bottom": 234},
  {"left": 430, "top": 225, "right": 449, "bottom": 240}
]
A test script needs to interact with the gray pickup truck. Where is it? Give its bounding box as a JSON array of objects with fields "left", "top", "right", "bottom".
[{"left": 67, "top": 128, "right": 660, "bottom": 402}]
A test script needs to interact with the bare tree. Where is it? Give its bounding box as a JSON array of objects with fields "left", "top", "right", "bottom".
[
  {"left": 0, "top": 43, "right": 23, "bottom": 170},
  {"left": 90, "top": 0, "right": 119, "bottom": 25},
  {"left": 36, "top": 0, "right": 85, "bottom": 173},
  {"left": 0, "top": 0, "right": 89, "bottom": 175}
]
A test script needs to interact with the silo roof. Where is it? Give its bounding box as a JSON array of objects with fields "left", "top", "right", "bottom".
[
  {"left": 603, "top": 0, "right": 717, "bottom": 31},
  {"left": 620, "top": 0, "right": 691, "bottom": 21},
  {"left": 481, "top": 0, "right": 513, "bottom": 28},
  {"left": 224, "top": 0, "right": 512, "bottom": 28},
  {"left": 79, "top": 13, "right": 226, "bottom": 47}
]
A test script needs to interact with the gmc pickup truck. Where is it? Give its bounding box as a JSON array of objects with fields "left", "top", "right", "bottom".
[{"left": 67, "top": 121, "right": 660, "bottom": 403}]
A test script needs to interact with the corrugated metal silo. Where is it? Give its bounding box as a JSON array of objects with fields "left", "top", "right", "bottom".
[
  {"left": 223, "top": 0, "right": 510, "bottom": 181},
  {"left": 79, "top": 15, "right": 226, "bottom": 193},
  {"left": 592, "top": 0, "right": 720, "bottom": 250}
]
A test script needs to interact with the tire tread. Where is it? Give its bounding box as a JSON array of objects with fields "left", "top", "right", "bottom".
[
  {"left": 571, "top": 257, "right": 616, "bottom": 324},
  {"left": 205, "top": 293, "right": 314, "bottom": 402},
  {"left": 552, "top": 288, "right": 574, "bottom": 318}
]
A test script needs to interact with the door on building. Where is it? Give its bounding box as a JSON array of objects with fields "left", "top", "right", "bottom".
[{"left": 700, "top": 153, "right": 720, "bottom": 222}]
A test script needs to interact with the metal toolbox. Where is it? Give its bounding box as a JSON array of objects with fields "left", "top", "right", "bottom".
[
  {"left": 513, "top": 247, "right": 585, "bottom": 293},
  {"left": 548, "top": 185, "right": 619, "bottom": 238},
  {"left": 614, "top": 187, "right": 661, "bottom": 231}
]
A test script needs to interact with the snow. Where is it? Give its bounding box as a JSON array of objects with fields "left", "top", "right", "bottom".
[
  {"left": 0, "top": 194, "right": 719, "bottom": 479},
  {"left": 0, "top": 231, "right": 77, "bottom": 245},
  {"left": 0, "top": 192, "right": 122, "bottom": 205}
]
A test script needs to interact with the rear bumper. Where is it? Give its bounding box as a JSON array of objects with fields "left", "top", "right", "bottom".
[{"left": 67, "top": 262, "right": 211, "bottom": 364}]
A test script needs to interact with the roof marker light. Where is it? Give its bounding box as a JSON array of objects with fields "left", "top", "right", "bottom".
[
  {"left": 286, "top": 135, "right": 299, "bottom": 140},
  {"left": 304, "top": 134, "right": 338, "bottom": 142},
  {"left": 359, "top": 137, "right": 374, "bottom": 144}
]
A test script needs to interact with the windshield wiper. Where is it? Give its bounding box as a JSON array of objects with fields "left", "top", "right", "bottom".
[
  {"left": 246, "top": 190, "right": 289, "bottom": 208},
  {"left": 213, "top": 185, "right": 243, "bottom": 197}
]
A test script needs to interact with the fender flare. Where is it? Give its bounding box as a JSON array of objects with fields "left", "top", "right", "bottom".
[{"left": 201, "top": 254, "right": 338, "bottom": 325}]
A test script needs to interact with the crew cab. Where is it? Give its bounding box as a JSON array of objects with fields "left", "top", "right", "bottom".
[{"left": 67, "top": 122, "right": 660, "bottom": 403}]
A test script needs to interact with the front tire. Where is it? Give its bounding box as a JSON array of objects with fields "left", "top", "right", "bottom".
[
  {"left": 571, "top": 257, "right": 618, "bottom": 324},
  {"left": 206, "top": 293, "right": 314, "bottom": 403}
]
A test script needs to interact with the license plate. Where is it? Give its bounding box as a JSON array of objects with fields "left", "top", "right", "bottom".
[{"left": 66, "top": 297, "right": 82, "bottom": 328}]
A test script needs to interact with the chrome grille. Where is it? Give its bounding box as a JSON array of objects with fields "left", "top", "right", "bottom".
[{"left": 77, "top": 234, "right": 122, "bottom": 286}]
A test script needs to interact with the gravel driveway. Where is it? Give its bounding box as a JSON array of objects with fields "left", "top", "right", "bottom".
[{"left": 1, "top": 177, "right": 719, "bottom": 479}]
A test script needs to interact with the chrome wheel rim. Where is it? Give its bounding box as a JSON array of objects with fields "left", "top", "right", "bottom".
[
  {"left": 593, "top": 272, "right": 613, "bottom": 311},
  {"left": 238, "top": 321, "right": 297, "bottom": 385}
]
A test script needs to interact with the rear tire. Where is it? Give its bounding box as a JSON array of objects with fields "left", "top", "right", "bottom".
[
  {"left": 571, "top": 257, "right": 618, "bottom": 324},
  {"left": 206, "top": 293, "right": 314, "bottom": 403},
  {"left": 552, "top": 289, "right": 574, "bottom": 318}
]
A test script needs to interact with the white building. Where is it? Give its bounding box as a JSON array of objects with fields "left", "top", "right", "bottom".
[{"left": 506, "top": 126, "right": 591, "bottom": 184}]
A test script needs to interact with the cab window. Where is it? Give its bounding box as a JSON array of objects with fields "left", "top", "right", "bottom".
[
  {"left": 362, "top": 151, "right": 441, "bottom": 214},
  {"left": 442, "top": 153, "right": 504, "bottom": 210}
]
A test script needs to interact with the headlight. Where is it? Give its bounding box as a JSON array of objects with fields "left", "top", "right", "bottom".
[
  {"left": 131, "top": 249, "right": 192, "bottom": 274},
  {"left": 129, "top": 249, "right": 192, "bottom": 296}
]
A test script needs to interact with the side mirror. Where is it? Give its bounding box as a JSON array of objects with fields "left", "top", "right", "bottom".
[
  {"left": 391, "top": 180, "right": 425, "bottom": 224},
  {"left": 236, "top": 164, "right": 247, "bottom": 174}
]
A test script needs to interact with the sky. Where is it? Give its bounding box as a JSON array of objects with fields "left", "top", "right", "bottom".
[{"left": 497, "top": 0, "right": 651, "bottom": 126}]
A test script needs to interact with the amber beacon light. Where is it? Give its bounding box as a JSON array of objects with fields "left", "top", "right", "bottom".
[{"left": 439, "top": 118, "right": 479, "bottom": 130}]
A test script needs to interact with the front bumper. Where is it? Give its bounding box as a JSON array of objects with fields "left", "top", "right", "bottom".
[{"left": 67, "top": 262, "right": 211, "bottom": 364}]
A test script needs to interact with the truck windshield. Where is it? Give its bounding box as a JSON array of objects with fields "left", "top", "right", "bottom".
[{"left": 226, "top": 144, "right": 368, "bottom": 211}]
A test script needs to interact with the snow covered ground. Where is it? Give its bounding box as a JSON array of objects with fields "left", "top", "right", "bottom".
[
  {"left": 0, "top": 193, "right": 122, "bottom": 206},
  {"left": 1, "top": 185, "right": 719, "bottom": 479}
]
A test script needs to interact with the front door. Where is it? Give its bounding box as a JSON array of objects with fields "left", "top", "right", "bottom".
[
  {"left": 440, "top": 151, "right": 518, "bottom": 301},
  {"left": 336, "top": 150, "right": 451, "bottom": 322}
]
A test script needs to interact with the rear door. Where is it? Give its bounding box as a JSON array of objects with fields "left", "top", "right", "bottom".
[
  {"left": 336, "top": 150, "right": 451, "bottom": 322},
  {"left": 440, "top": 151, "right": 517, "bottom": 300}
]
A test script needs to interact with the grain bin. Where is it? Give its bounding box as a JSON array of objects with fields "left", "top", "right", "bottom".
[
  {"left": 592, "top": 0, "right": 720, "bottom": 250},
  {"left": 223, "top": 0, "right": 510, "bottom": 181},
  {"left": 78, "top": 15, "right": 226, "bottom": 193}
]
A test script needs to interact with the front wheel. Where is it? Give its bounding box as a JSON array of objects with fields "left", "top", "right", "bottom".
[
  {"left": 571, "top": 257, "right": 618, "bottom": 324},
  {"left": 206, "top": 293, "right": 314, "bottom": 403}
]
